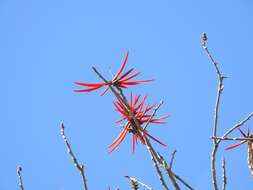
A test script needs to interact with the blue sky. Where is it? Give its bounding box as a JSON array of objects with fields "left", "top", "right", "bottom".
[{"left": 1, "top": 0, "right": 253, "bottom": 189}]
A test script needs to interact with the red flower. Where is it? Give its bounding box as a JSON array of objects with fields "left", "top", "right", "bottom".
[
  {"left": 225, "top": 128, "right": 253, "bottom": 150},
  {"left": 74, "top": 51, "right": 153, "bottom": 96},
  {"left": 109, "top": 92, "right": 169, "bottom": 153}
]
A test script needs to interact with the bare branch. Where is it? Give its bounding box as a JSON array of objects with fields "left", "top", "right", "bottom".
[
  {"left": 169, "top": 149, "right": 177, "bottom": 170},
  {"left": 17, "top": 166, "right": 24, "bottom": 190},
  {"left": 60, "top": 123, "right": 88, "bottom": 190},
  {"left": 211, "top": 137, "right": 253, "bottom": 141},
  {"left": 247, "top": 142, "right": 253, "bottom": 178},
  {"left": 220, "top": 112, "right": 253, "bottom": 141},
  {"left": 157, "top": 152, "right": 180, "bottom": 190},
  {"left": 170, "top": 171, "right": 195, "bottom": 190},
  {"left": 125, "top": 176, "right": 153, "bottom": 190},
  {"left": 147, "top": 147, "right": 171, "bottom": 190},
  {"left": 222, "top": 158, "right": 227, "bottom": 190},
  {"left": 202, "top": 32, "right": 225, "bottom": 190}
]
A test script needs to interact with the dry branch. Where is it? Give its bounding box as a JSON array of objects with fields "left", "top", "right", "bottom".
[
  {"left": 60, "top": 123, "right": 88, "bottom": 190},
  {"left": 222, "top": 158, "right": 227, "bottom": 190},
  {"left": 202, "top": 32, "right": 225, "bottom": 190},
  {"left": 17, "top": 166, "right": 24, "bottom": 190},
  {"left": 125, "top": 176, "right": 153, "bottom": 190}
]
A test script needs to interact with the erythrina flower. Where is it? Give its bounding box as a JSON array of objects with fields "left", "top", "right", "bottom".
[
  {"left": 225, "top": 127, "right": 253, "bottom": 151},
  {"left": 109, "top": 92, "right": 169, "bottom": 153},
  {"left": 74, "top": 51, "right": 153, "bottom": 96}
]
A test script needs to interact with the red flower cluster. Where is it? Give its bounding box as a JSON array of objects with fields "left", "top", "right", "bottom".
[
  {"left": 74, "top": 51, "right": 153, "bottom": 96},
  {"left": 109, "top": 92, "right": 169, "bottom": 153},
  {"left": 225, "top": 128, "right": 253, "bottom": 150}
]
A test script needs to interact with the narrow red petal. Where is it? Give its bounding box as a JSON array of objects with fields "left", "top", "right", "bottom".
[
  {"left": 238, "top": 128, "right": 247, "bottom": 138},
  {"left": 109, "top": 126, "right": 129, "bottom": 153},
  {"left": 117, "top": 68, "right": 134, "bottom": 81},
  {"left": 74, "top": 85, "right": 103, "bottom": 92},
  {"left": 143, "top": 130, "right": 167, "bottom": 147},
  {"left": 134, "top": 95, "right": 141, "bottom": 105},
  {"left": 135, "top": 96, "right": 147, "bottom": 112},
  {"left": 100, "top": 86, "right": 110, "bottom": 96},
  {"left": 120, "top": 72, "right": 141, "bottom": 82},
  {"left": 113, "top": 101, "right": 127, "bottom": 116},
  {"left": 113, "top": 51, "right": 129, "bottom": 80},
  {"left": 225, "top": 141, "right": 246, "bottom": 151},
  {"left": 115, "top": 116, "right": 127, "bottom": 123},
  {"left": 74, "top": 82, "right": 105, "bottom": 87}
]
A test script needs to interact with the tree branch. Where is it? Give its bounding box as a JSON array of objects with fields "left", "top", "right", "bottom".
[
  {"left": 60, "top": 123, "right": 88, "bottom": 190},
  {"left": 17, "top": 166, "right": 24, "bottom": 190},
  {"left": 202, "top": 32, "right": 225, "bottom": 190},
  {"left": 222, "top": 158, "right": 227, "bottom": 190},
  {"left": 220, "top": 112, "right": 253, "bottom": 142},
  {"left": 211, "top": 137, "right": 253, "bottom": 141},
  {"left": 157, "top": 152, "right": 180, "bottom": 190},
  {"left": 125, "top": 176, "right": 153, "bottom": 190},
  {"left": 247, "top": 142, "right": 253, "bottom": 178}
]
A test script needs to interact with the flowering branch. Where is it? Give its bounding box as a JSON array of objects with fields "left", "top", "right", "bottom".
[
  {"left": 92, "top": 66, "right": 170, "bottom": 190},
  {"left": 60, "top": 123, "right": 88, "bottom": 190},
  {"left": 17, "top": 166, "right": 24, "bottom": 190},
  {"left": 125, "top": 176, "right": 153, "bottom": 190}
]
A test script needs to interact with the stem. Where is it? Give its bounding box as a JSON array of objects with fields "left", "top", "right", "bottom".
[
  {"left": 17, "top": 166, "right": 24, "bottom": 190},
  {"left": 60, "top": 123, "right": 88, "bottom": 190}
]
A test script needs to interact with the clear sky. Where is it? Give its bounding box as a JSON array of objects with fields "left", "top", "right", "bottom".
[{"left": 1, "top": 0, "right": 253, "bottom": 189}]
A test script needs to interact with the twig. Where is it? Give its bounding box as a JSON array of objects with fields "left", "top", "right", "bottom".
[
  {"left": 202, "top": 32, "right": 225, "bottom": 190},
  {"left": 170, "top": 171, "right": 195, "bottom": 190},
  {"left": 169, "top": 149, "right": 177, "bottom": 170},
  {"left": 60, "top": 123, "right": 88, "bottom": 190},
  {"left": 220, "top": 112, "right": 253, "bottom": 142},
  {"left": 211, "top": 137, "right": 253, "bottom": 141},
  {"left": 222, "top": 158, "right": 227, "bottom": 190},
  {"left": 125, "top": 176, "right": 153, "bottom": 190},
  {"left": 157, "top": 152, "right": 180, "bottom": 190},
  {"left": 143, "top": 101, "right": 164, "bottom": 131},
  {"left": 17, "top": 166, "right": 24, "bottom": 190},
  {"left": 247, "top": 142, "right": 253, "bottom": 178},
  {"left": 147, "top": 147, "right": 171, "bottom": 190}
]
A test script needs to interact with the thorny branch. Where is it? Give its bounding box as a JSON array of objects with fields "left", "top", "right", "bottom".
[
  {"left": 202, "top": 33, "right": 253, "bottom": 189},
  {"left": 202, "top": 32, "right": 225, "bottom": 190},
  {"left": 17, "top": 166, "right": 24, "bottom": 190},
  {"left": 60, "top": 123, "right": 88, "bottom": 190},
  {"left": 125, "top": 176, "right": 153, "bottom": 190},
  {"left": 222, "top": 158, "right": 227, "bottom": 190}
]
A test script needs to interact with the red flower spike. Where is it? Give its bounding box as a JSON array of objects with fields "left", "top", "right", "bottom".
[
  {"left": 74, "top": 51, "right": 153, "bottom": 95},
  {"left": 225, "top": 127, "right": 253, "bottom": 151},
  {"left": 109, "top": 92, "right": 169, "bottom": 153}
]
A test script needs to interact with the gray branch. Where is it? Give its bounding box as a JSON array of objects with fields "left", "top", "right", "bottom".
[{"left": 60, "top": 123, "right": 88, "bottom": 190}]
